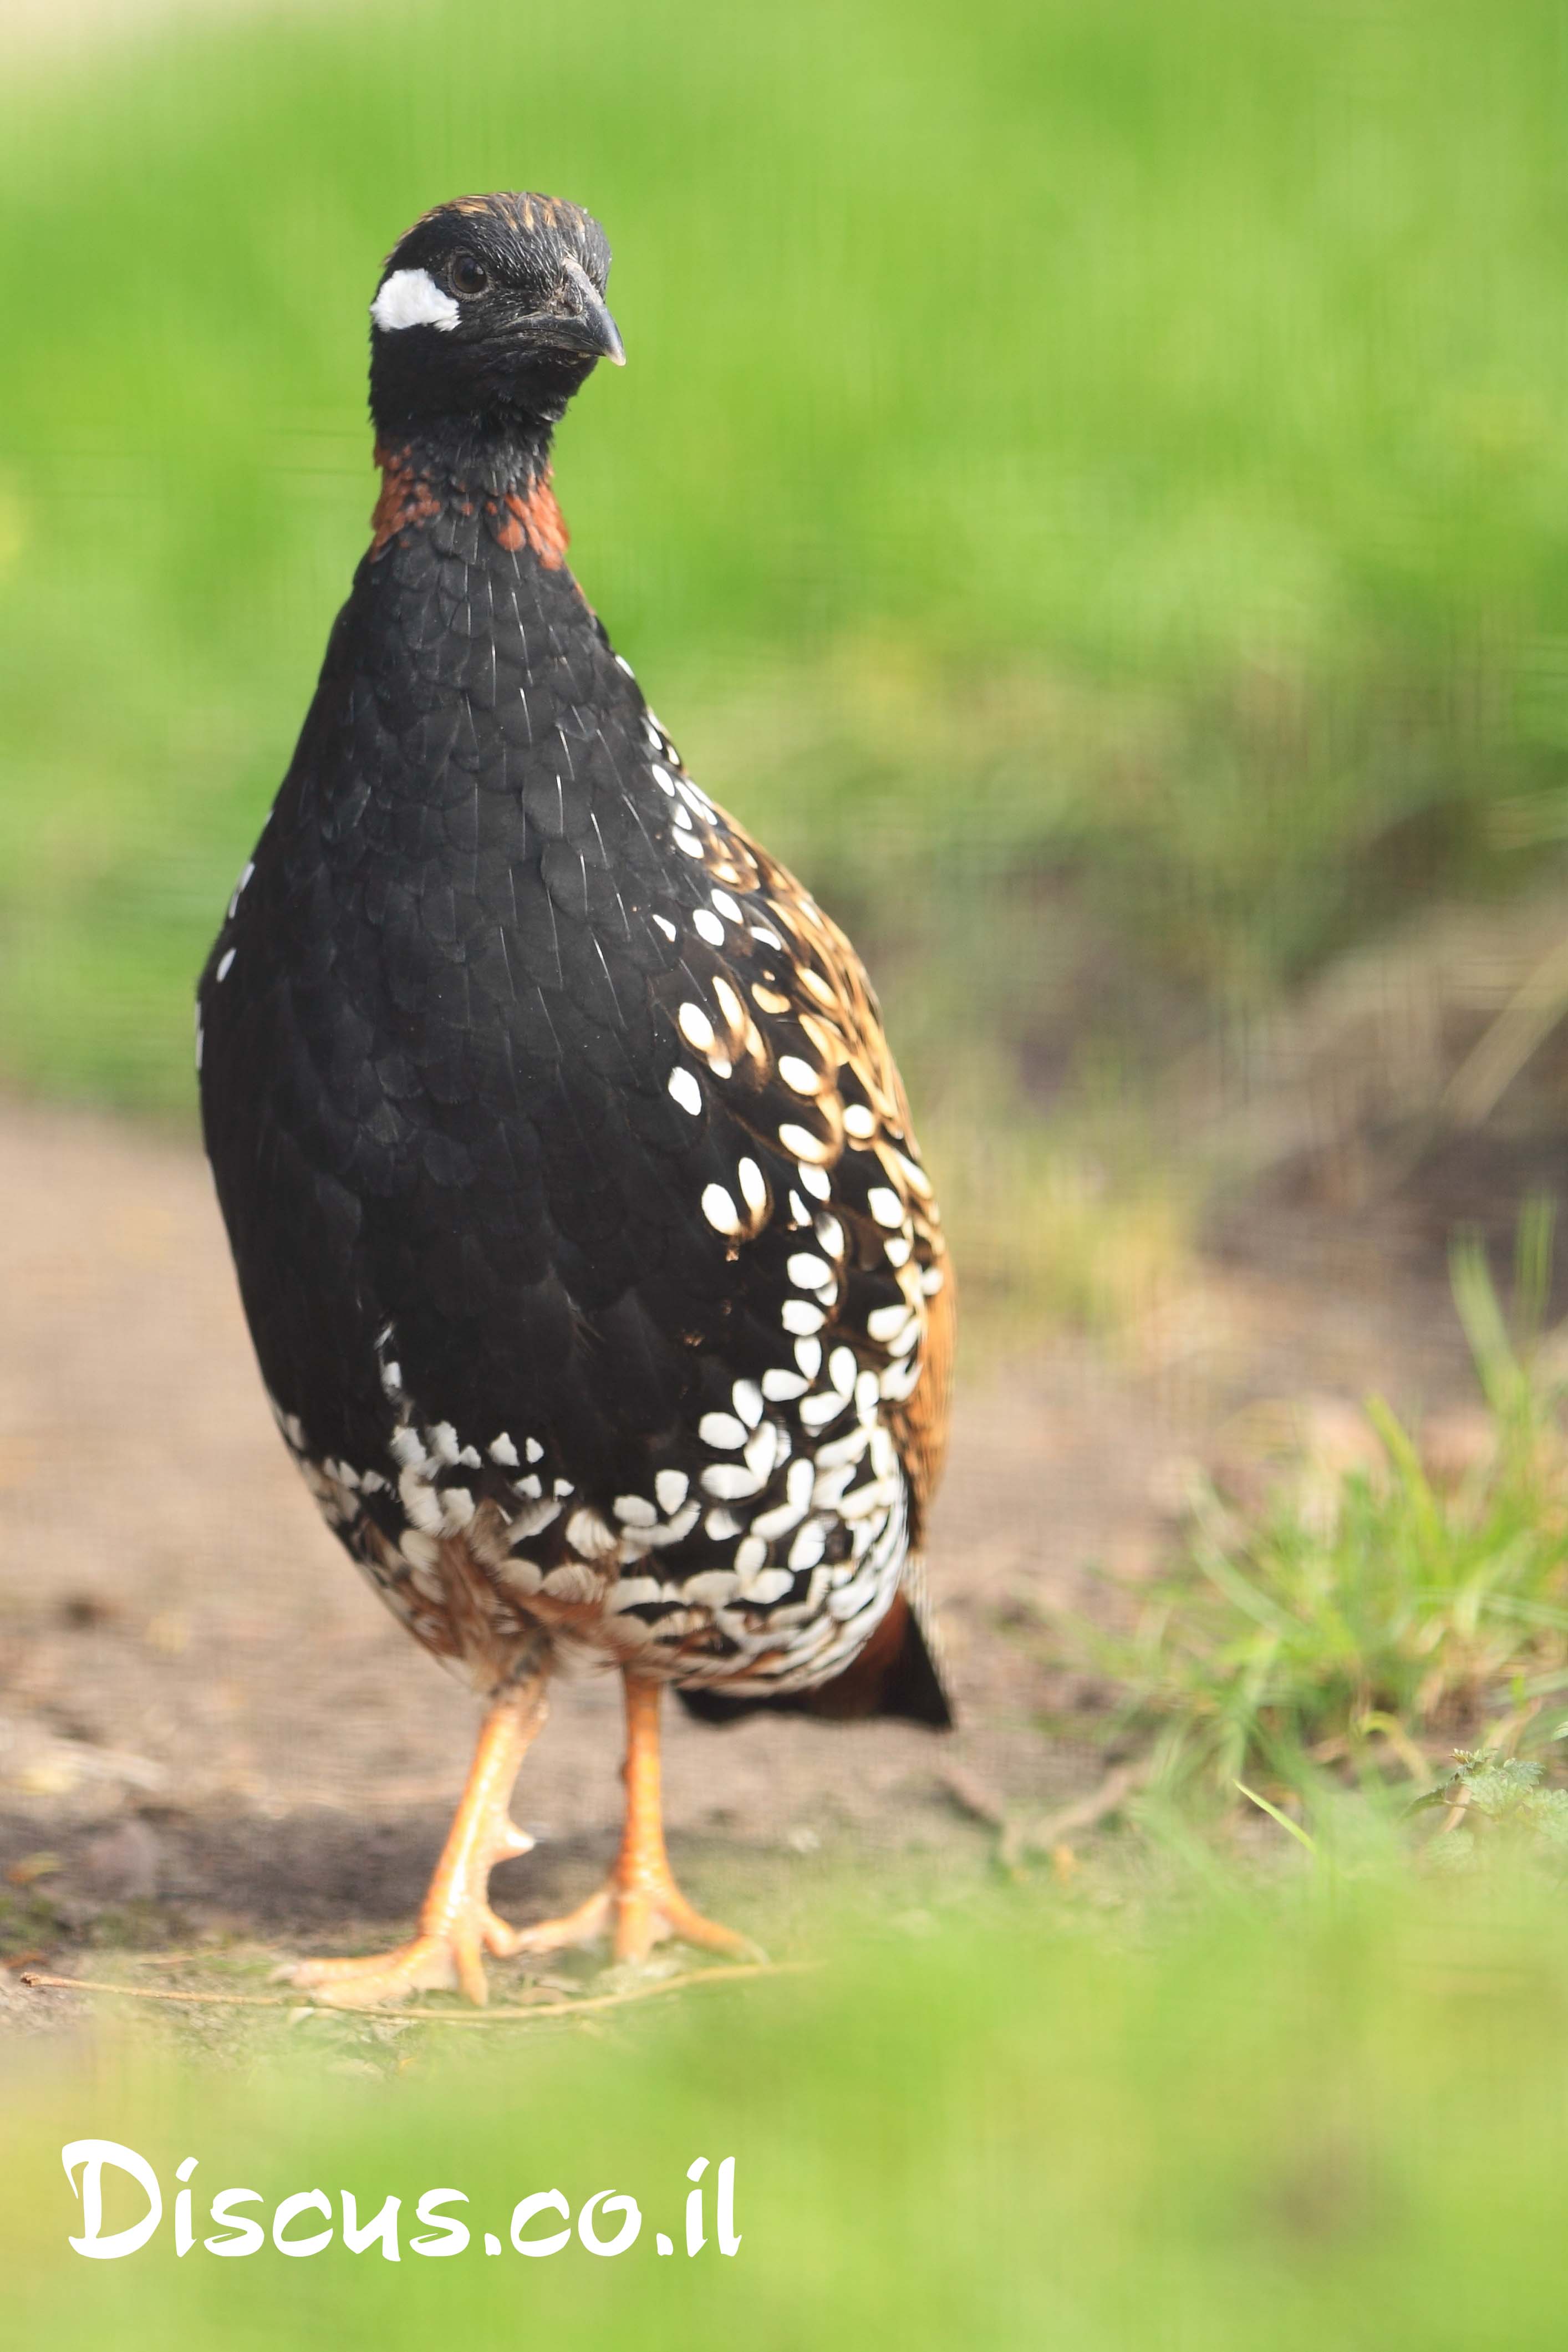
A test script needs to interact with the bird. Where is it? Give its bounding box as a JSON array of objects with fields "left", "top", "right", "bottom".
[{"left": 197, "top": 192, "right": 955, "bottom": 2005}]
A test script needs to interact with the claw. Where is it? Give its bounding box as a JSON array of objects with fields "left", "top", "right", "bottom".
[
  {"left": 513, "top": 1881, "right": 760, "bottom": 1966},
  {"left": 285, "top": 1933, "right": 475, "bottom": 2007}
]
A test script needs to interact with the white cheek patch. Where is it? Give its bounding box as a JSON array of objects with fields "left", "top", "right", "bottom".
[{"left": 371, "top": 268, "right": 460, "bottom": 333}]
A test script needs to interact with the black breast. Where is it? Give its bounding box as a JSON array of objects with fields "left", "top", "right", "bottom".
[{"left": 197, "top": 486, "right": 948, "bottom": 1694}]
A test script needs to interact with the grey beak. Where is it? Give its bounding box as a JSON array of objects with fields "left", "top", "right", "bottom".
[{"left": 561, "top": 255, "right": 626, "bottom": 366}]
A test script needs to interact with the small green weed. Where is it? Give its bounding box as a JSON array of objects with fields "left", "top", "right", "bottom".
[
  {"left": 1072, "top": 1205, "right": 1568, "bottom": 1798},
  {"left": 1412, "top": 1747, "right": 1568, "bottom": 1861}
]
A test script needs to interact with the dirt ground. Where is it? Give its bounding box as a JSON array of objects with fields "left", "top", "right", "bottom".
[{"left": 0, "top": 1086, "right": 1506, "bottom": 2021}]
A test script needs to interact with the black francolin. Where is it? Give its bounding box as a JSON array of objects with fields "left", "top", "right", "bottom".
[{"left": 197, "top": 192, "right": 955, "bottom": 2004}]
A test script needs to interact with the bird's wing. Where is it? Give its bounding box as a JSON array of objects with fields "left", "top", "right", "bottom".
[{"left": 653, "top": 787, "right": 956, "bottom": 1550}]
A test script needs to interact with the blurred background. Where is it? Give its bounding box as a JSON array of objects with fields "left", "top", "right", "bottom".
[
  {"left": 8, "top": 0, "right": 1568, "bottom": 1323},
  {"left": 10, "top": 0, "right": 1568, "bottom": 2341}
]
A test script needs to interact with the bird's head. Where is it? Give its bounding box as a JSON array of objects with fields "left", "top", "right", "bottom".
[{"left": 368, "top": 192, "right": 623, "bottom": 441}]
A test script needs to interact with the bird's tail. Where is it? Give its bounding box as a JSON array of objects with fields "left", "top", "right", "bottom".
[{"left": 678, "top": 1567, "right": 953, "bottom": 1731}]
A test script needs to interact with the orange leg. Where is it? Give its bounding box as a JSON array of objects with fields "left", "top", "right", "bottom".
[
  {"left": 512, "top": 1673, "right": 760, "bottom": 1966},
  {"left": 286, "top": 1677, "right": 547, "bottom": 2007}
]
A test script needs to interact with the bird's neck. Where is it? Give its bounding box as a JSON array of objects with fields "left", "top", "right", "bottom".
[
  {"left": 372, "top": 411, "right": 557, "bottom": 495},
  {"left": 368, "top": 418, "right": 569, "bottom": 568}
]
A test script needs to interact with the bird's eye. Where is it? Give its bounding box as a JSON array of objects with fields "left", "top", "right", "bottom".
[{"left": 449, "top": 254, "right": 490, "bottom": 297}]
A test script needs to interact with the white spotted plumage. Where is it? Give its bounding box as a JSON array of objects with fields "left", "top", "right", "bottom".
[{"left": 254, "top": 699, "right": 949, "bottom": 1710}]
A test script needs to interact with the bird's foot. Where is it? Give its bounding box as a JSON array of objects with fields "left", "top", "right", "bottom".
[
  {"left": 283, "top": 1682, "right": 546, "bottom": 2008},
  {"left": 283, "top": 1902, "right": 527, "bottom": 2008},
  {"left": 511, "top": 1673, "right": 762, "bottom": 1967},
  {"left": 511, "top": 1860, "right": 762, "bottom": 1968}
]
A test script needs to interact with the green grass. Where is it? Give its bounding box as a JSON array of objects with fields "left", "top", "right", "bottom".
[
  {"left": 16, "top": 1874, "right": 1568, "bottom": 2349},
  {"left": 1068, "top": 1215, "right": 1568, "bottom": 1797},
  {"left": 5, "top": 0, "right": 1568, "bottom": 1123}
]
